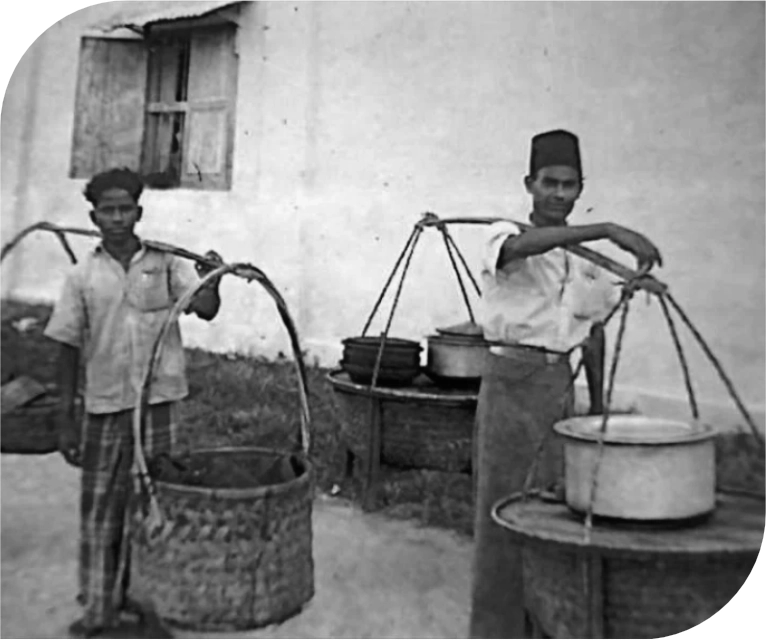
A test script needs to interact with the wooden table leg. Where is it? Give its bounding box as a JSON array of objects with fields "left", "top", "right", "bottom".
[
  {"left": 362, "top": 398, "right": 382, "bottom": 512},
  {"left": 344, "top": 447, "right": 355, "bottom": 479},
  {"left": 583, "top": 553, "right": 605, "bottom": 639},
  {"left": 525, "top": 609, "right": 546, "bottom": 639}
]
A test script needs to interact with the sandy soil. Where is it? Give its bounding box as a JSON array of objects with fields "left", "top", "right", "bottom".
[{"left": 1, "top": 452, "right": 473, "bottom": 639}]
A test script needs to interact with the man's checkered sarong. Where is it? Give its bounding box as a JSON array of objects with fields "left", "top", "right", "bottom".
[{"left": 78, "top": 402, "right": 178, "bottom": 629}]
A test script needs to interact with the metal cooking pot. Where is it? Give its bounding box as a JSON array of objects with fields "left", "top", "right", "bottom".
[
  {"left": 340, "top": 336, "right": 422, "bottom": 387},
  {"left": 554, "top": 415, "right": 717, "bottom": 521},
  {"left": 425, "top": 333, "right": 490, "bottom": 386}
]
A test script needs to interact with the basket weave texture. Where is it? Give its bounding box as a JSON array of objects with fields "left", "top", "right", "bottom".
[
  {"left": 124, "top": 258, "right": 315, "bottom": 631},
  {"left": 1, "top": 396, "right": 60, "bottom": 454},
  {"left": 333, "top": 385, "right": 475, "bottom": 472},
  {"left": 130, "top": 448, "right": 315, "bottom": 631},
  {"left": 523, "top": 543, "right": 757, "bottom": 639}
]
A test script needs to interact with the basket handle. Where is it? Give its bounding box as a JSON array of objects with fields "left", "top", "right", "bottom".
[
  {"left": 1, "top": 222, "right": 311, "bottom": 455},
  {"left": 131, "top": 261, "right": 312, "bottom": 529}
]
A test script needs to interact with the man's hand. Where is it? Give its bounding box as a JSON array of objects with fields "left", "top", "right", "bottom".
[
  {"left": 190, "top": 250, "right": 224, "bottom": 321},
  {"left": 57, "top": 412, "right": 81, "bottom": 467},
  {"left": 606, "top": 223, "right": 663, "bottom": 273},
  {"left": 195, "top": 250, "right": 224, "bottom": 283},
  {"left": 623, "top": 274, "right": 667, "bottom": 297}
]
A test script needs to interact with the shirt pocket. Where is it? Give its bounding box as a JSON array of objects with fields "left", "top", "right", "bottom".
[{"left": 129, "top": 266, "right": 171, "bottom": 312}]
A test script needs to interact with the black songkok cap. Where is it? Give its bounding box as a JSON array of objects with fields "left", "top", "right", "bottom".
[{"left": 529, "top": 129, "right": 582, "bottom": 176}]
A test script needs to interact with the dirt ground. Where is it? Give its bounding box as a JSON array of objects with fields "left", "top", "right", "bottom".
[{"left": 1, "top": 452, "right": 473, "bottom": 639}]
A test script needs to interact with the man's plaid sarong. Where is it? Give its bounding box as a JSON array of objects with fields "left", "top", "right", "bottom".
[{"left": 78, "top": 402, "right": 178, "bottom": 629}]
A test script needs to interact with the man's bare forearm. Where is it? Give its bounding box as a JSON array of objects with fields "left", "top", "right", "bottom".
[
  {"left": 58, "top": 343, "right": 79, "bottom": 417},
  {"left": 582, "top": 323, "right": 605, "bottom": 415},
  {"left": 498, "top": 223, "right": 613, "bottom": 269}
]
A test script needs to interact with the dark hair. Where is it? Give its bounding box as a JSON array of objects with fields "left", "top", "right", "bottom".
[{"left": 83, "top": 168, "right": 144, "bottom": 206}]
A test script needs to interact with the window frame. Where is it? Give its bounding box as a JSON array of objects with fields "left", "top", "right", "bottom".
[{"left": 69, "top": 19, "right": 239, "bottom": 192}]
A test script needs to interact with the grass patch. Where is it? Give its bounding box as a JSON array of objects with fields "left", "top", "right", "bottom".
[{"left": 3, "top": 299, "right": 761, "bottom": 537}]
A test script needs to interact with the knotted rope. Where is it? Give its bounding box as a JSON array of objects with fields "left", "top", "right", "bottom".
[{"left": 583, "top": 294, "right": 632, "bottom": 542}]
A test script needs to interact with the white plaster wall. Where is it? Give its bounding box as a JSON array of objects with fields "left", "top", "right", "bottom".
[{"left": 2, "top": 1, "right": 764, "bottom": 430}]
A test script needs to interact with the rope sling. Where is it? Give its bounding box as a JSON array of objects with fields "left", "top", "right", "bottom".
[{"left": 358, "top": 212, "right": 764, "bottom": 539}]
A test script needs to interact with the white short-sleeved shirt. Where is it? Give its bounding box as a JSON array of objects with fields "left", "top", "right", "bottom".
[
  {"left": 44, "top": 241, "right": 199, "bottom": 414},
  {"left": 479, "top": 220, "right": 620, "bottom": 353}
]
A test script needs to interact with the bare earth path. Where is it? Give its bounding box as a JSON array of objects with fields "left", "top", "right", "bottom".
[{"left": 1, "top": 453, "right": 472, "bottom": 639}]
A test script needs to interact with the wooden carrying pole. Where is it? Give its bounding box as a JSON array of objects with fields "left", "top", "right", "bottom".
[{"left": 416, "top": 214, "right": 668, "bottom": 295}]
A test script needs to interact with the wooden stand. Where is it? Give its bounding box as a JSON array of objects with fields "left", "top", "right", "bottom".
[
  {"left": 493, "top": 493, "right": 764, "bottom": 639},
  {"left": 362, "top": 397, "right": 383, "bottom": 511},
  {"left": 328, "top": 371, "right": 478, "bottom": 511}
]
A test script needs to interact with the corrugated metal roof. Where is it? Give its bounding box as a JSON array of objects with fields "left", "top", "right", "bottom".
[{"left": 93, "top": 1, "right": 243, "bottom": 33}]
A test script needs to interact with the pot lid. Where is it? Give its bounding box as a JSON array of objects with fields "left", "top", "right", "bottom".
[
  {"left": 427, "top": 333, "right": 490, "bottom": 346},
  {"left": 554, "top": 415, "right": 715, "bottom": 445},
  {"left": 435, "top": 321, "right": 485, "bottom": 338},
  {"left": 342, "top": 336, "right": 422, "bottom": 349}
]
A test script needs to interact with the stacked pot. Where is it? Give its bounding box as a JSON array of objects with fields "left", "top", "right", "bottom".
[
  {"left": 340, "top": 336, "right": 422, "bottom": 387},
  {"left": 340, "top": 322, "right": 491, "bottom": 390}
]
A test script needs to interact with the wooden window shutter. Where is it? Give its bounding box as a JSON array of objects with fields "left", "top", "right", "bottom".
[
  {"left": 69, "top": 37, "right": 148, "bottom": 178},
  {"left": 180, "top": 26, "right": 237, "bottom": 190}
]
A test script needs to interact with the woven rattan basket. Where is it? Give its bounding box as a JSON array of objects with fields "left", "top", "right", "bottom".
[
  {"left": 0, "top": 395, "right": 60, "bottom": 454},
  {"left": 130, "top": 447, "right": 314, "bottom": 630},
  {"left": 128, "top": 261, "right": 315, "bottom": 631},
  {"left": 329, "top": 370, "right": 476, "bottom": 473},
  {"left": 494, "top": 493, "right": 763, "bottom": 639},
  {"left": 523, "top": 542, "right": 756, "bottom": 639}
]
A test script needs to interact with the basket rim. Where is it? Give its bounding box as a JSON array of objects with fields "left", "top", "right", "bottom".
[
  {"left": 554, "top": 415, "right": 716, "bottom": 446},
  {"left": 3, "top": 398, "right": 59, "bottom": 413},
  {"left": 149, "top": 446, "right": 313, "bottom": 499}
]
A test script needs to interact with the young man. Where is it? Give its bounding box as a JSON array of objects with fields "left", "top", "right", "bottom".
[
  {"left": 44, "top": 168, "right": 223, "bottom": 638},
  {"left": 469, "top": 130, "right": 662, "bottom": 638}
]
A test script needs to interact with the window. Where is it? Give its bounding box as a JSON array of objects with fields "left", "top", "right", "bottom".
[{"left": 69, "top": 24, "right": 238, "bottom": 190}]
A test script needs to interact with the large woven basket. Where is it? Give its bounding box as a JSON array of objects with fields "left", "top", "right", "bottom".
[
  {"left": 130, "top": 447, "right": 314, "bottom": 630},
  {"left": 329, "top": 370, "right": 477, "bottom": 473},
  {"left": 128, "top": 261, "right": 314, "bottom": 631},
  {"left": 494, "top": 493, "right": 763, "bottom": 639},
  {"left": 522, "top": 542, "right": 756, "bottom": 639},
  {"left": 1, "top": 395, "right": 61, "bottom": 454}
]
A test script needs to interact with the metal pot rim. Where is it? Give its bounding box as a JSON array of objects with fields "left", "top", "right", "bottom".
[
  {"left": 426, "top": 334, "right": 490, "bottom": 346},
  {"left": 554, "top": 415, "right": 716, "bottom": 445}
]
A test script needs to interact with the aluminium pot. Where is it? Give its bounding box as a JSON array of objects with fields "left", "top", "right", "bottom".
[
  {"left": 553, "top": 415, "right": 717, "bottom": 521},
  {"left": 425, "top": 333, "right": 490, "bottom": 388}
]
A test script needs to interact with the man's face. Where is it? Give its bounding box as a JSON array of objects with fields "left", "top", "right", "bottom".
[
  {"left": 524, "top": 165, "right": 582, "bottom": 225},
  {"left": 90, "top": 188, "right": 141, "bottom": 240}
]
